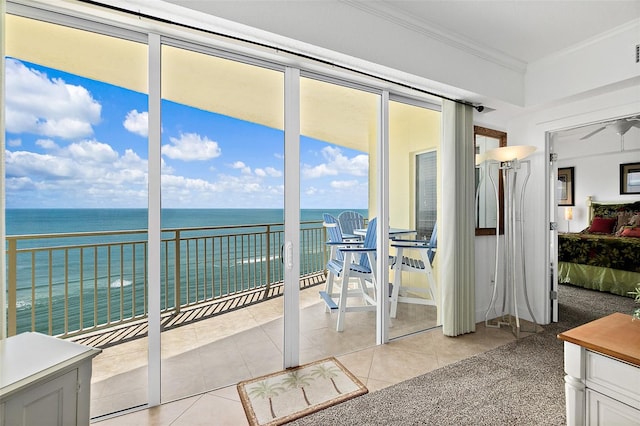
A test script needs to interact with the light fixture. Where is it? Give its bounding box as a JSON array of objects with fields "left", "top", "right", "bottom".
[
  {"left": 481, "top": 145, "right": 538, "bottom": 337},
  {"left": 564, "top": 207, "right": 573, "bottom": 232}
]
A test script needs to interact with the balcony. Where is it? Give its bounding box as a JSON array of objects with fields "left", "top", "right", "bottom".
[
  {"left": 6, "top": 220, "right": 327, "bottom": 340},
  {"left": 7, "top": 219, "right": 479, "bottom": 418}
]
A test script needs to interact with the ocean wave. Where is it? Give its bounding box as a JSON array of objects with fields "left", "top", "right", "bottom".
[
  {"left": 15, "top": 299, "right": 32, "bottom": 310},
  {"left": 237, "top": 255, "right": 280, "bottom": 265},
  {"left": 110, "top": 279, "right": 133, "bottom": 288}
]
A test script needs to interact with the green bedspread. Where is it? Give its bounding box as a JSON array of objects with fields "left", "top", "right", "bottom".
[
  {"left": 558, "top": 233, "right": 640, "bottom": 273},
  {"left": 558, "top": 232, "right": 640, "bottom": 297}
]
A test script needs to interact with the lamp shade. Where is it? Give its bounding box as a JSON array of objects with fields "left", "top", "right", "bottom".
[
  {"left": 485, "top": 145, "right": 536, "bottom": 162},
  {"left": 564, "top": 207, "right": 573, "bottom": 221}
]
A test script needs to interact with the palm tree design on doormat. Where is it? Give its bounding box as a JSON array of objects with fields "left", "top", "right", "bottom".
[
  {"left": 248, "top": 380, "right": 285, "bottom": 420},
  {"left": 312, "top": 363, "right": 342, "bottom": 394},
  {"left": 282, "top": 371, "right": 314, "bottom": 406}
]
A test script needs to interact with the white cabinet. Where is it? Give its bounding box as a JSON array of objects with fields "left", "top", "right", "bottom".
[
  {"left": 559, "top": 313, "right": 640, "bottom": 426},
  {"left": 1, "top": 332, "right": 101, "bottom": 426},
  {"left": 587, "top": 389, "right": 640, "bottom": 425}
]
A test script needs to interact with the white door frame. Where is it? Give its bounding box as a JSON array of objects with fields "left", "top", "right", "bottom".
[
  {"left": 546, "top": 131, "right": 559, "bottom": 323},
  {"left": 283, "top": 67, "right": 301, "bottom": 368}
]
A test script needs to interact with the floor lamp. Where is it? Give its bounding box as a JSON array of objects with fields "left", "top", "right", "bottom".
[{"left": 481, "top": 145, "right": 538, "bottom": 338}]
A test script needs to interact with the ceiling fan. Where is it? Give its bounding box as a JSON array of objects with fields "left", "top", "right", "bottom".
[{"left": 580, "top": 115, "right": 640, "bottom": 140}]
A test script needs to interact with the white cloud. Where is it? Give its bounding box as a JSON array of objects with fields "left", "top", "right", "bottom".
[
  {"left": 305, "top": 186, "right": 319, "bottom": 195},
  {"left": 66, "top": 140, "right": 119, "bottom": 163},
  {"left": 8, "top": 139, "right": 22, "bottom": 147},
  {"left": 123, "top": 110, "right": 148, "bottom": 137},
  {"left": 302, "top": 146, "right": 368, "bottom": 178},
  {"left": 302, "top": 163, "right": 338, "bottom": 178},
  {"left": 231, "top": 161, "right": 252, "bottom": 175},
  {"left": 162, "top": 132, "right": 222, "bottom": 161},
  {"left": 5, "top": 139, "right": 148, "bottom": 195},
  {"left": 254, "top": 167, "right": 282, "bottom": 177},
  {"left": 264, "top": 167, "right": 282, "bottom": 177},
  {"left": 5, "top": 58, "right": 101, "bottom": 139},
  {"left": 36, "top": 139, "right": 59, "bottom": 150},
  {"left": 330, "top": 180, "right": 359, "bottom": 189}
]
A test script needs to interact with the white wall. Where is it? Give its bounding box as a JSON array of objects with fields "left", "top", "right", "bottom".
[
  {"left": 157, "top": 0, "right": 525, "bottom": 107},
  {"left": 555, "top": 126, "right": 640, "bottom": 231},
  {"left": 526, "top": 19, "right": 640, "bottom": 107}
]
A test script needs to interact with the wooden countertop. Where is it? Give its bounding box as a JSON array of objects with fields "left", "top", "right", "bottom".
[{"left": 558, "top": 312, "right": 640, "bottom": 367}]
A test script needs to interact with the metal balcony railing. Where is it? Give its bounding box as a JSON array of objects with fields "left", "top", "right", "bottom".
[{"left": 6, "top": 221, "right": 328, "bottom": 339}]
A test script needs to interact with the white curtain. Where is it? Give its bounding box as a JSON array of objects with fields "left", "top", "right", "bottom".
[{"left": 441, "top": 100, "right": 476, "bottom": 336}]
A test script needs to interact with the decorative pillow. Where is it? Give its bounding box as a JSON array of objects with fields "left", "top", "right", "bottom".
[
  {"left": 588, "top": 217, "right": 617, "bottom": 234},
  {"left": 621, "top": 227, "right": 640, "bottom": 238},
  {"left": 615, "top": 211, "right": 634, "bottom": 235},
  {"left": 628, "top": 213, "right": 640, "bottom": 227}
]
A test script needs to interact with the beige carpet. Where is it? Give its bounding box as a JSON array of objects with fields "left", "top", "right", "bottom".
[{"left": 237, "top": 357, "right": 367, "bottom": 426}]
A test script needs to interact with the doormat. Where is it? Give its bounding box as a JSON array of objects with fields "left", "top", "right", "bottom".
[{"left": 237, "top": 357, "right": 368, "bottom": 426}]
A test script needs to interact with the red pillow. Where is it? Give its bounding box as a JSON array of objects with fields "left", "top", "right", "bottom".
[
  {"left": 589, "top": 217, "right": 616, "bottom": 234},
  {"left": 621, "top": 227, "right": 640, "bottom": 238}
]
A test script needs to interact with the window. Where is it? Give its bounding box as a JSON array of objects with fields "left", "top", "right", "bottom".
[{"left": 415, "top": 151, "right": 437, "bottom": 239}]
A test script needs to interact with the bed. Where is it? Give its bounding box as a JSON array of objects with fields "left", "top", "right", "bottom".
[{"left": 558, "top": 197, "right": 640, "bottom": 297}]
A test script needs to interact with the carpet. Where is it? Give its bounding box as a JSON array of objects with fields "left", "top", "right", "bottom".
[
  {"left": 237, "top": 357, "right": 368, "bottom": 426},
  {"left": 288, "top": 284, "right": 637, "bottom": 426}
]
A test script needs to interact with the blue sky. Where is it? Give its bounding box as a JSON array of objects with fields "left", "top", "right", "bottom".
[{"left": 4, "top": 58, "right": 368, "bottom": 209}]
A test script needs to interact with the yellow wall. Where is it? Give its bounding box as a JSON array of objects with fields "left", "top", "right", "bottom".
[
  {"left": 6, "top": 15, "right": 148, "bottom": 93},
  {"left": 368, "top": 101, "right": 440, "bottom": 226}
]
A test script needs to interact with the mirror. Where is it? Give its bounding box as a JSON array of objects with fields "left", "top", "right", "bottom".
[{"left": 474, "top": 126, "right": 505, "bottom": 236}]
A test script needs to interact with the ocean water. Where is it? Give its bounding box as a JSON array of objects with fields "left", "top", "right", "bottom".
[
  {"left": 7, "top": 208, "right": 366, "bottom": 235},
  {"left": 7, "top": 208, "right": 366, "bottom": 335}
]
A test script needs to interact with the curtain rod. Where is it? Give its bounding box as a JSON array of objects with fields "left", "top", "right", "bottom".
[{"left": 78, "top": 0, "right": 482, "bottom": 111}]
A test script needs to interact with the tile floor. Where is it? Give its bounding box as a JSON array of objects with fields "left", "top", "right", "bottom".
[{"left": 92, "top": 286, "right": 516, "bottom": 425}]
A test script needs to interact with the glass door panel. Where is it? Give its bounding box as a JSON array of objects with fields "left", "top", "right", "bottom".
[
  {"left": 388, "top": 100, "right": 441, "bottom": 339},
  {"left": 160, "top": 44, "right": 285, "bottom": 401},
  {"left": 4, "top": 14, "right": 149, "bottom": 418},
  {"left": 299, "top": 76, "right": 379, "bottom": 360}
]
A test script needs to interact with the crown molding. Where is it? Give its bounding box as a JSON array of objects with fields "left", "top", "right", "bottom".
[
  {"left": 340, "top": 0, "right": 527, "bottom": 74},
  {"left": 529, "top": 17, "right": 640, "bottom": 67}
]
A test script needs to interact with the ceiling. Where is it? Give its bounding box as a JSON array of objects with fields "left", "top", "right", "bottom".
[{"left": 163, "top": 0, "right": 640, "bottom": 65}]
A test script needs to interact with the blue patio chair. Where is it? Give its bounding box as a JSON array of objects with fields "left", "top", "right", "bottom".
[
  {"left": 319, "top": 217, "right": 378, "bottom": 332},
  {"left": 337, "top": 211, "right": 365, "bottom": 240},
  {"left": 323, "top": 213, "right": 345, "bottom": 264},
  {"left": 389, "top": 223, "right": 437, "bottom": 318}
]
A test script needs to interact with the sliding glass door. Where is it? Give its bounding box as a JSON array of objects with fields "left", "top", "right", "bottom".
[
  {"left": 159, "top": 42, "right": 286, "bottom": 402},
  {"left": 388, "top": 99, "right": 441, "bottom": 339},
  {"left": 4, "top": 12, "right": 150, "bottom": 417},
  {"left": 299, "top": 75, "right": 380, "bottom": 357}
]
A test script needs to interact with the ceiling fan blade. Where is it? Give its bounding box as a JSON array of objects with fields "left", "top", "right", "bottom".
[{"left": 580, "top": 126, "right": 606, "bottom": 140}]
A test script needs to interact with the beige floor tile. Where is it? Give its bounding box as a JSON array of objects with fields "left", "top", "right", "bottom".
[
  {"left": 207, "top": 384, "right": 242, "bottom": 402},
  {"left": 93, "top": 395, "right": 199, "bottom": 426},
  {"left": 89, "top": 284, "right": 516, "bottom": 424},
  {"left": 336, "top": 347, "right": 375, "bottom": 378},
  {"left": 172, "top": 393, "right": 249, "bottom": 426},
  {"left": 363, "top": 376, "right": 395, "bottom": 393},
  {"left": 368, "top": 345, "right": 439, "bottom": 383}
]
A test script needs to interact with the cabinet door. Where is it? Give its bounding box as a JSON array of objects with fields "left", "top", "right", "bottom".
[
  {"left": 587, "top": 389, "right": 640, "bottom": 426},
  {"left": 3, "top": 369, "right": 77, "bottom": 426}
]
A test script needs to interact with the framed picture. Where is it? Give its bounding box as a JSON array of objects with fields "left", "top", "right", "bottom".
[
  {"left": 620, "top": 162, "right": 640, "bottom": 194},
  {"left": 558, "top": 167, "right": 574, "bottom": 206}
]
